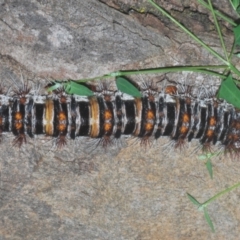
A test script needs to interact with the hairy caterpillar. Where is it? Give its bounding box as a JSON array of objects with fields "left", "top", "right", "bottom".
[{"left": 0, "top": 80, "right": 239, "bottom": 155}]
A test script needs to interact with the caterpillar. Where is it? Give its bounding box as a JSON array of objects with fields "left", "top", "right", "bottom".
[{"left": 0, "top": 79, "right": 239, "bottom": 155}]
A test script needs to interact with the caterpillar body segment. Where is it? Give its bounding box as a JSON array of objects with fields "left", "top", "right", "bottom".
[{"left": 0, "top": 83, "right": 239, "bottom": 154}]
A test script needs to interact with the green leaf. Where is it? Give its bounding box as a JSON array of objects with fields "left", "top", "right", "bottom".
[
  {"left": 198, "top": 154, "right": 208, "bottom": 160},
  {"left": 206, "top": 159, "right": 213, "bottom": 179},
  {"left": 217, "top": 75, "right": 240, "bottom": 108},
  {"left": 230, "top": 0, "right": 240, "bottom": 10},
  {"left": 64, "top": 81, "right": 94, "bottom": 96},
  {"left": 187, "top": 193, "right": 201, "bottom": 207},
  {"left": 47, "top": 82, "right": 63, "bottom": 92},
  {"left": 234, "top": 52, "right": 240, "bottom": 58},
  {"left": 116, "top": 77, "right": 142, "bottom": 97},
  {"left": 204, "top": 208, "right": 215, "bottom": 232},
  {"left": 233, "top": 24, "right": 240, "bottom": 47},
  {"left": 198, "top": 153, "right": 215, "bottom": 161}
]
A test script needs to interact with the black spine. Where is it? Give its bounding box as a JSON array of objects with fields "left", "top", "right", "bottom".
[
  {"left": 78, "top": 101, "right": 90, "bottom": 136},
  {"left": 26, "top": 98, "right": 34, "bottom": 138},
  {"left": 35, "top": 104, "right": 44, "bottom": 134},
  {"left": 97, "top": 97, "right": 105, "bottom": 138},
  {"left": 70, "top": 97, "right": 76, "bottom": 139},
  {"left": 123, "top": 100, "right": 135, "bottom": 135},
  {"left": 114, "top": 95, "right": 122, "bottom": 139},
  {"left": 53, "top": 99, "right": 59, "bottom": 137},
  {"left": 1, "top": 105, "right": 10, "bottom": 132},
  {"left": 155, "top": 96, "right": 164, "bottom": 139},
  {"left": 139, "top": 96, "right": 148, "bottom": 138},
  {"left": 12, "top": 100, "right": 19, "bottom": 136},
  {"left": 163, "top": 102, "right": 175, "bottom": 136}
]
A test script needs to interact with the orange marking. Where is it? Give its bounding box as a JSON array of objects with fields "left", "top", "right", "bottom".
[
  {"left": 15, "top": 112, "right": 23, "bottom": 121},
  {"left": 209, "top": 117, "right": 216, "bottom": 126},
  {"left": 206, "top": 129, "right": 214, "bottom": 138},
  {"left": 15, "top": 122, "right": 23, "bottom": 130},
  {"left": 0, "top": 117, "right": 3, "bottom": 126},
  {"left": 58, "top": 123, "right": 66, "bottom": 132},
  {"left": 146, "top": 110, "right": 155, "bottom": 120},
  {"left": 180, "top": 126, "right": 188, "bottom": 135},
  {"left": 104, "top": 109, "right": 112, "bottom": 121},
  {"left": 145, "top": 122, "right": 154, "bottom": 132},
  {"left": 14, "top": 112, "right": 23, "bottom": 130},
  {"left": 182, "top": 113, "right": 190, "bottom": 123},
  {"left": 165, "top": 85, "right": 177, "bottom": 95},
  {"left": 104, "top": 122, "right": 112, "bottom": 132},
  {"left": 58, "top": 111, "right": 67, "bottom": 121}
]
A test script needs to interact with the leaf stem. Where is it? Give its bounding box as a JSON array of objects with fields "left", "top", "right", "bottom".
[
  {"left": 111, "top": 66, "right": 226, "bottom": 78},
  {"left": 201, "top": 182, "right": 240, "bottom": 208},
  {"left": 75, "top": 65, "right": 228, "bottom": 82},
  {"left": 147, "top": 0, "right": 229, "bottom": 65},
  {"left": 197, "top": 0, "right": 237, "bottom": 26},
  {"left": 229, "top": 0, "right": 240, "bottom": 17},
  {"left": 207, "top": 0, "right": 228, "bottom": 61},
  {"left": 229, "top": 63, "right": 240, "bottom": 76}
]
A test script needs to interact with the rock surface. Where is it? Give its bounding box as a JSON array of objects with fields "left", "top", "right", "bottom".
[{"left": 0, "top": 0, "right": 240, "bottom": 239}]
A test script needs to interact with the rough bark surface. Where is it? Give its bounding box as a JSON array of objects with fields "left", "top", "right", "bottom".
[{"left": 0, "top": 0, "right": 240, "bottom": 239}]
